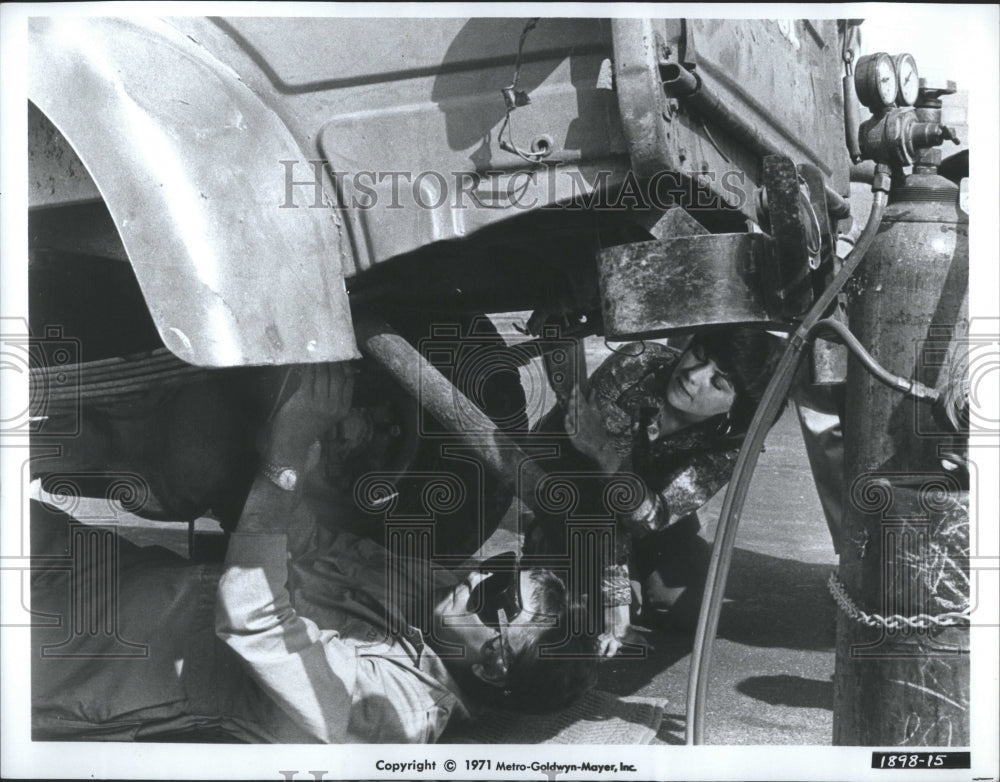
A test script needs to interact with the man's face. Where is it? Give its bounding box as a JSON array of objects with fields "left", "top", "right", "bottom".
[
  {"left": 664, "top": 343, "right": 737, "bottom": 422},
  {"left": 431, "top": 569, "right": 554, "bottom": 684}
]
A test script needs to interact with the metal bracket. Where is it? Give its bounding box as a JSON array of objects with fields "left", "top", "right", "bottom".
[{"left": 597, "top": 232, "right": 778, "bottom": 338}]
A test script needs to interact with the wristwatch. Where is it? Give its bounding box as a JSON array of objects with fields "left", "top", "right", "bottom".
[{"left": 260, "top": 462, "right": 300, "bottom": 492}]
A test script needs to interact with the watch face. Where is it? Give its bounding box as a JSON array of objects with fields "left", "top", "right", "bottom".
[{"left": 276, "top": 469, "right": 298, "bottom": 491}]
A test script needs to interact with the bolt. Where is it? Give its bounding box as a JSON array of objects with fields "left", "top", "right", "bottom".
[
  {"left": 531, "top": 134, "right": 554, "bottom": 156},
  {"left": 662, "top": 98, "right": 679, "bottom": 123}
]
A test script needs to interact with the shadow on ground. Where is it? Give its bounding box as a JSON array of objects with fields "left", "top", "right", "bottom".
[
  {"left": 599, "top": 546, "right": 837, "bottom": 701},
  {"left": 736, "top": 674, "right": 833, "bottom": 710},
  {"left": 718, "top": 547, "right": 837, "bottom": 651}
]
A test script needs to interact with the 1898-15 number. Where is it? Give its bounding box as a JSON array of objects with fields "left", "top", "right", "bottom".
[
  {"left": 871, "top": 752, "right": 970, "bottom": 770},
  {"left": 881, "top": 754, "right": 944, "bottom": 767}
]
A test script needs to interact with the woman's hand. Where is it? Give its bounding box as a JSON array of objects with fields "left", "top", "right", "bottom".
[
  {"left": 597, "top": 604, "right": 653, "bottom": 658},
  {"left": 598, "top": 625, "right": 653, "bottom": 658},
  {"left": 265, "top": 363, "right": 355, "bottom": 468},
  {"left": 565, "top": 386, "right": 621, "bottom": 472}
]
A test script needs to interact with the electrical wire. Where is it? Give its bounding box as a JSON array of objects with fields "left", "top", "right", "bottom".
[
  {"left": 603, "top": 339, "right": 647, "bottom": 358},
  {"left": 699, "top": 117, "right": 732, "bottom": 164},
  {"left": 498, "top": 18, "right": 551, "bottom": 163},
  {"left": 798, "top": 178, "right": 824, "bottom": 265}
]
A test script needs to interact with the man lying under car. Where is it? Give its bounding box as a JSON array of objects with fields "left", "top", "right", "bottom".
[{"left": 31, "top": 363, "right": 598, "bottom": 743}]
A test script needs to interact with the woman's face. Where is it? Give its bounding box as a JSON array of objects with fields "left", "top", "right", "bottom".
[{"left": 664, "top": 343, "right": 737, "bottom": 423}]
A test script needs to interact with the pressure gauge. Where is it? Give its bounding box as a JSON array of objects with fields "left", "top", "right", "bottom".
[
  {"left": 855, "top": 52, "right": 898, "bottom": 110},
  {"left": 893, "top": 53, "right": 920, "bottom": 106}
]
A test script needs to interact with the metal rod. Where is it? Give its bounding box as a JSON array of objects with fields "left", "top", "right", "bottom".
[
  {"left": 354, "top": 318, "right": 547, "bottom": 512},
  {"left": 661, "top": 62, "right": 851, "bottom": 221},
  {"left": 685, "top": 185, "right": 889, "bottom": 745}
]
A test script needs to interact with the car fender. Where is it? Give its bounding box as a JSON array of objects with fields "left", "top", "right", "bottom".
[{"left": 29, "top": 16, "right": 358, "bottom": 367}]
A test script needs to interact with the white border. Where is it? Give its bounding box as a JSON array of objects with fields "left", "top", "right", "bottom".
[{"left": 2, "top": 3, "right": 998, "bottom": 780}]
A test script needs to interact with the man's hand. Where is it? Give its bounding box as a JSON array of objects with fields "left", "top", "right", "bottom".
[
  {"left": 265, "top": 363, "right": 355, "bottom": 468},
  {"left": 236, "top": 363, "right": 355, "bottom": 537}
]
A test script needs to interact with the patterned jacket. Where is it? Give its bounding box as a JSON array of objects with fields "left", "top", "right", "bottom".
[
  {"left": 533, "top": 342, "right": 744, "bottom": 606},
  {"left": 585, "top": 342, "right": 742, "bottom": 535}
]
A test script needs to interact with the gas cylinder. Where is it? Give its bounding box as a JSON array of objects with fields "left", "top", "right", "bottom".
[{"left": 836, "top": 152, "right": 970, "bottom": 746}]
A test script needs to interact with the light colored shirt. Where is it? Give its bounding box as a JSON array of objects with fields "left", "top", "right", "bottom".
[
  {"left": 216, "top": 528, "right": 470, "bottom": 743},
  {"left": 30, "top": 499, "right": 470, "bottom": 743}
]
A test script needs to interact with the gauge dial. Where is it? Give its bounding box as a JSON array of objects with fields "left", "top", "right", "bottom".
[
  {"left": 855, "top": 52, "right": 898, "bottom": 110},
  {"left": 893, "top": 53, "right": 920, "bottom": 106}
]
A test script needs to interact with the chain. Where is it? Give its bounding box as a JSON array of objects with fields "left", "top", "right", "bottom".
[{"left": 827, "top": 572, "right": 971, "bottom": 630}]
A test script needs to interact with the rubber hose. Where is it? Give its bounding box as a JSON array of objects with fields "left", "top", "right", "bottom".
[
  {"left": 809, "top": 318, "right": 939, "bottom": 402},
  {"left": 685, "top": 187, "right": 889, "bottom": 745}
]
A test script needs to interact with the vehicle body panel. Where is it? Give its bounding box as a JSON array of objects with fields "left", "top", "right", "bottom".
[
  {"left": 28, "top": 16, "right": 358, "bottom": 367},
  {"left": 28, "top": 15, "right": 850, "bottom": 367},
  {"left": 611, "top": 18, "right": 847, "bottom": 203},
  {"left": 190, "top": 16, "right": 848, "bottom": 272}
]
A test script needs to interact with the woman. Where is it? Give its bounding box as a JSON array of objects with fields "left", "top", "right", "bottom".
[{"left": 527, "top": 326, "right": 785, "bottom": 653}]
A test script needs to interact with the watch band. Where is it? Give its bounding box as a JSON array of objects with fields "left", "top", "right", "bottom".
[{"left": 260, "top": 461, "right": 300, "bottom": 492}]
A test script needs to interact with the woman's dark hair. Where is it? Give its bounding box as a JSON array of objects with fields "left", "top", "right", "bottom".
[
  {"left": 689, "top": 326, "right": 786, "bottom": 433},
  {"left": 455, "top": 568, "right": 599, "bottom": 714}
]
